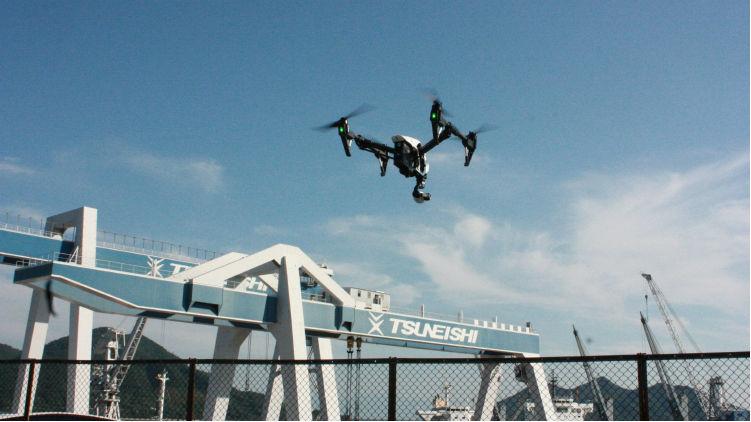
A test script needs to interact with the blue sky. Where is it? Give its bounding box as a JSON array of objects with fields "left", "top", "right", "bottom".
[{"left": 0, "top": 1, "right": 748, "bottom": 358}]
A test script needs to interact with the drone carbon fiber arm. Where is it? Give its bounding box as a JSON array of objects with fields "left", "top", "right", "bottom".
[
  {"left": 350, "top": 133, "right": 395, "bottom": 156},
  {"left": 421, "top": 121, "right": 478, "bottom": 166},
  {"left": 349, "top": 133, "right": 394, "bottom": 176}
]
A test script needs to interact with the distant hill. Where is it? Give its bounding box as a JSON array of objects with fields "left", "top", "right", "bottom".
[
  {"left": 0, "top": 327, "right": 272, "bottom": 420},
  {"left": 0, "top": 343, "right": 20, "bottom": 360},
  {"left": 498, "top": 375, "right": 707, "bottom": 420}
]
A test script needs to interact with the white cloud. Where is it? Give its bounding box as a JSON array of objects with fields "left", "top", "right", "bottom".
[
  {"left": 452, "top": 214, "right": 492, "bottom": 248},
  {"left": 327, "top": 260, "right": 423, "bottom": 307},
  {"left": 0, "top": 157, "right": 35, "bottom": 176},
  {"left": 326, "top": 153, "right": 749, "bottom": 332},
  {"left": 121, "top": 150, "right": 225, "bottom": 193}
]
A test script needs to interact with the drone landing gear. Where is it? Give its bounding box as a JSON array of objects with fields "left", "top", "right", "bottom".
[{"left": 412, "top": 176, "right": 431, "bottom": 203}]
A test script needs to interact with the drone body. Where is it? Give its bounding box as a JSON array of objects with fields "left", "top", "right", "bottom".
[{"left": 317, "top": 99, "right": 494, "bottom": 203}]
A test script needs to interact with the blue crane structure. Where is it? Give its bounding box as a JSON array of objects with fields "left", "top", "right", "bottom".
[{"left": 0, "top": 206, "right": 554, "bottom": 420}]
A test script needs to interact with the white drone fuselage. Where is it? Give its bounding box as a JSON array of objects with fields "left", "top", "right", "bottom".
[{"left": 391, "top": 134, "right": 429, "bottom": 177}]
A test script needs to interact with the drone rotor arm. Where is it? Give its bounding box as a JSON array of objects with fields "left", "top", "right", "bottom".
[{"left": 351, "top": 135, "right": 394, "bottom": 176}]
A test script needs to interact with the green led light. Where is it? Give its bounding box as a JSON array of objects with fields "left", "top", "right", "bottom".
[
  {"left": 338, "top": 127, "right": 344, "bottom": 133},
  {"left": 431, "top": 113, "right": 437, "bottom": 120}
]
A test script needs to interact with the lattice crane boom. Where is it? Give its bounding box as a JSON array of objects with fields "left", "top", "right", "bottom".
[
  {"left": 641, "top": 273, "right": 708, "bottom": 415},
  {"left": 573, "top": 325, "right": 611, "bottom": 421},
  {"left": 110, "top": 316, "right": 148, "bottom": 392},
  {"left": 640, "top": 312, "right": 687, "bottom": 421}
]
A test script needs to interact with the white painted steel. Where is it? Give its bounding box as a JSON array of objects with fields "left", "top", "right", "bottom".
[
  {"left": 312, "top": 337, "right": 341, "bottom": 421},
  {"left": 12, "top": 289, "right": 50, "bottom": 415},
  {"left": 202, "top": 326, "right": 251, "bottom": 421},
  {"left": 66, "top": 304, "right": 93, "bottom": 413}
]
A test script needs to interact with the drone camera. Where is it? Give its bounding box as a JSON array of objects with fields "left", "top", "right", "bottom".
[
  {"left": 412, "top": 186, "right": 431, "bottom": 203},
  {"left": 412, "top": 191, "right": 431, "bottom": 203}
]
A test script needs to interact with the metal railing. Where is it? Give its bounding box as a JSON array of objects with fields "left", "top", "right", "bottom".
[
  {"left": 97, "top": 231, "right": 218, "bottom": 263},
  {"left": 0, "top": 221, "right": 70, "bottom": 240},
  {"left": 17, "top": 252, "right": 160, "bottom": 278},
  {"left": 0, "top": 210, "right": 218, "bottom": 264},
  {"left": 0, "top": 352, "right": 747, "bottom": 421}
]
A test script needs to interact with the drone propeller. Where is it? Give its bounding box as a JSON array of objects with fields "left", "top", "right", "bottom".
[
  {"left": 421, "top": 88, "right": 453, "bottom": 117},
  {"left": 45, "top": 279, "right": 56, "bottom": 316},
  {"left": 463, "top": 124, "right": 498, "bottom": 167},
  {"left": 313, "top": 103, "right": 375, "bottom": 132},
  {"left": 314, "top": 104, "right": 375, "bottom": 157},
  {"left": 470, "top": 123, "right": 499, "bottom": 135}
]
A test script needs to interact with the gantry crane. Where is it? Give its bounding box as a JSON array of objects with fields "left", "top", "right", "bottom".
[
  {"left": 641, "top": 273, "right": 709, "bottom": 416},
  {"left": 640, "top": 312, "right": 687, "bottom": 421},
  {"left": 572, "top": 325, "right": 612, "bottom": 420},
  {"left": 93, "top": 316, "right": 148, "bottom": 419}
]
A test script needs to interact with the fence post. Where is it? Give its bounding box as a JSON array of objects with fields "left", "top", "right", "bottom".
[
  {"left": 186, "top": 358, "right": 197, "bottom": 421},
  {"left": 23, "top": 360, "right": 36, "bottom": 421},
  {"left": 636, "top": 353, "right": 649, "bottom": 421},
  {"left": 388, "top": 357, "right": 397, "bottom": 421}
]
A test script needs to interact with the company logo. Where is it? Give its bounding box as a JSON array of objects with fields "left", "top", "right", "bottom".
[
  {"left": 147, "top": 256, "right": 164, "bottom": 277},
  {"left": 368, "top": 312, "right": 384, "bottom": 335},
  {"left": 390, "top": 318, "right": 479, "bottom": 344},
  {"left": 143, "top": 257, "right": 193, "bottom": 277}
]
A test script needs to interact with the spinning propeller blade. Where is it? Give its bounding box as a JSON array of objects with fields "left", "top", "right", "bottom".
[
  {"left": 464, "top": 124, "right": 498, "bottom": 167},
  {"left": 421, "top": 88, "right": 452, "bottom": 117},
  {"left": 471, "top": 123, "right": 499, "bottom": 135},
  {"left": 45, "top": 279, "right": 56, "bottom": 316},
  {"left": 313, "top": 103, "right": 375, "bottom": 132}
]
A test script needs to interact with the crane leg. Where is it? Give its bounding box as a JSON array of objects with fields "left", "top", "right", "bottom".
[
  {"left": 261, "top": 344, "right": 284, "bottom": 421},
  {"left": 472, "top": 360, "right": 502, "bottom": 420},
  {"left": 66, "top": 304, "right": 93, "bottom": 414},
  {"left": 269, "top": 255, "right": 313, "bottom": 420},
  {"left": 522, "top": 353, "right": 556, "bottom": 421},
  {"left": 202, "top": 326, "right": 251, "bottom": 421},
  {"left": 12, "top": 289, "right": 50, "bottom": 415},
  {"left": 312, "top": 337, "right": 340, "bottom": 421}
]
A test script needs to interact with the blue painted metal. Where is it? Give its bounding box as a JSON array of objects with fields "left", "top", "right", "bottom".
[
  {"left": 2, "top": 226, "right": 540, "bottom": 355},
  {"left": 12, "top": 261, "right": 539, "bottom": 354}
]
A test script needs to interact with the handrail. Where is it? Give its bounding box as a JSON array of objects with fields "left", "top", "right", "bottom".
[{"left": 1, "top": 210, "right": 218, "bottom": 263}]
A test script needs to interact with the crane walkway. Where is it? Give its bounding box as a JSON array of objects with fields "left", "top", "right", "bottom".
[{"left": 2, "top": 221, "right": 539, "bottom": 356}]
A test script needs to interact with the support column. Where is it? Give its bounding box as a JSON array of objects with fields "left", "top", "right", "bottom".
[
  {"left": 202, "top": 326, "right": 251, "bottom": 421},
  {"left": 12, "top": 289, "right": 50, "bottom": 415},
  {"left": 521, "top": 353, "right": 555, "bottom": 421},
  {"left": 46, "top": 207, "right": 99, "bottom": 415},
  {"left": 472, "top": 360, "right": 502, "bottom": 420},
  {"left": 261, "top": 345, "right": 284, "bottom": 421},
  {"left": 66, "top": 304, "right": 93, "bottom": 413},
  {"left": 312, "top": 337, "right": 340, "bottom": 421},
  {"left": 270, "top": 255, "right": 312, "bottom": 420}
]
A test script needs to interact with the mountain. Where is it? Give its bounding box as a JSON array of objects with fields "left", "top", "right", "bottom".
[
  {"left": 498, "top": 375, "right": 707, "bottom": 420},
  {"left": 0, "top": 328, "right": 273, "bottom": 420}
]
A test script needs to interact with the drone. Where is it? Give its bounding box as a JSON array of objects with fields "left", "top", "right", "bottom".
[{"left": 316, "top": 96, "right": 495, "bottom": 202}]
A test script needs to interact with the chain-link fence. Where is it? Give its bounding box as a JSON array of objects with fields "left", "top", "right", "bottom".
[{"left": 0, "top": 352, "right": 747, "bottom": 420}]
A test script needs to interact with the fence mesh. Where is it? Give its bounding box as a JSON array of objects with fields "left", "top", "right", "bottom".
[{"left": 0, "top": 353, "right": 747, "bottom": 421}]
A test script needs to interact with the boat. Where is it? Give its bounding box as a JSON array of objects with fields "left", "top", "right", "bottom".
[{"left": 416, "top": 384, "right": 473, "bottom": 421}]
